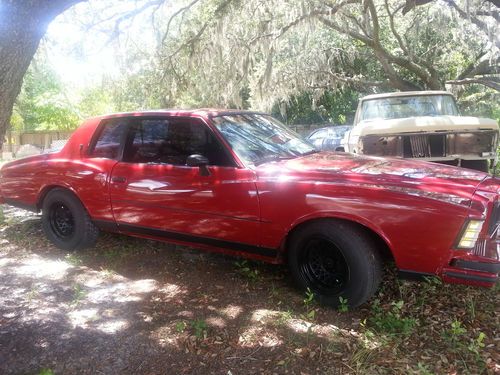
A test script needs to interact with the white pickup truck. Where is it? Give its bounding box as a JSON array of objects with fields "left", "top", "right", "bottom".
[{"left": 341, "top": 91, "right": 499, "bottom": 172}]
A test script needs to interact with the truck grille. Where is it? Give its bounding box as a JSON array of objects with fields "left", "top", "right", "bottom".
[
  {"left": 403, "top": 134, "right": 446, "bottom": 158},
  {"left": 360, "top": 131, "right": 496, "bottom": 159}
]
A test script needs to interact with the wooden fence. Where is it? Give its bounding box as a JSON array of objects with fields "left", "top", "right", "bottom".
[
  {"left": 1, "top": 124, "right": 328, "bottom": 158},
  {"left": 3, "top": 130, "right": 73, "bottom": 155}
]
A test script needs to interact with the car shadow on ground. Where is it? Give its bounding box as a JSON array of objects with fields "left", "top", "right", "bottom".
[{"left": 0, "top": 212, "right": 368, "bottom": 375}]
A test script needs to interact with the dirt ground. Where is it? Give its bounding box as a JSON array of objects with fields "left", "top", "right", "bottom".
[{"left": 0, "top": 206, "right": 498, "bottom": 375}]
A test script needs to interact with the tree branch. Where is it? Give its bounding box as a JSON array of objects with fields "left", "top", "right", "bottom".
[
  {"left": 384, "top": 0, "right": 408, "bottom": 55},
  {"left": 161, "top": 0, "right": 201, "bottom": 46},
  {"left": 446, "top": 77, "right": 500, "bottom": 91}
]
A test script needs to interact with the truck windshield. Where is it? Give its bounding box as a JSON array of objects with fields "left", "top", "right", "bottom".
[
  {"left": 212, "top": 113, "right": 315, "bottom": 166},
  {"left": 360, "top": 94, "right": 459, "bottom": 121}
]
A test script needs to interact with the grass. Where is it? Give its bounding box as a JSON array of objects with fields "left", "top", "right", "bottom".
[
  {"left": 368, "top": 299, "right": 418, "bottom": 338},
  {"left": 71, "top": 283, "right": 86, "bottom": 306},
  {"left": 64, "top": 253, "right": 83, "bottom": 266}
]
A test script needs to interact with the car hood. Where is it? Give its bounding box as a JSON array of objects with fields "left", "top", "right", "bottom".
[
  {"left": 256, "top": 152, "right": 489, "bottom": 203},
  {"left": 356, "top": 116, "right": 498, "bottom": 136}
]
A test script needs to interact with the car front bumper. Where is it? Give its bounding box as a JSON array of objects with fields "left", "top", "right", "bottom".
[{"left": 442, "top": 258, "right": 500, "bottom": 287}]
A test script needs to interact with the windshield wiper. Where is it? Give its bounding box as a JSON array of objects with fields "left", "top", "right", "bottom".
[{"left": 299, "top": 150, "right": 320, "bottom": 157}]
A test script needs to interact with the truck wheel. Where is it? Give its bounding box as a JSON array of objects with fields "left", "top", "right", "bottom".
[
  {"left": 42, "top": 188, "right": 99, "bottom": 251},
  {"left": 461, "top": 160, "right": 489, "bottom": 173},
  {"left": 288, "top": 220, "right": 382, "bottom": 308}
]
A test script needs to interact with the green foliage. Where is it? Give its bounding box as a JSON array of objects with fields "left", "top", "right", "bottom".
[
  {"left": 11, "top": 0, "right": 499, "bottom": 133},
  {"left": 457, "top": 89, "right": 500, "bottom": 123},
  {"left": 71, "top": 283, "right": 86, "bottom": 306},
  {"left": 303, "top": 288, "right": 315, "bottom": 307},
  {"left": 38, "top": 370, "right": 55, "bottom": 375},
  {"left": 301, "top": 288, "right": 316, "bottom": 321},
  {"left": 272, "top": 89, "right": 359, "bottom": 125},
  {"left": 368, "top": 299, "right": 417, "bottom": 337},
  {"left": 415, "top": 362, "right": 434, "bottom": 375},
  {"left": 337, "top": 296, "right": 349, "bottom": 313},
  {"left": 77, "top": 86, "right": 115, "bottom": 118},
  {"left": 13, "top": 53, "right": 79, "bottom": 131},
  {"left": 64, "top": 253, "right": 83, "bottom": 266},
  {"left": 153, "top": 0, "right": 498, "bottom": 114},
  {"left": 442, "top": 319, "right": 487, "bottom": 370},
  {"left": 234, "top": 260, "right": 260, "bottom": 281},
  {"left": 175, "top": 321, "right": 187, "bottom": 333},
  {"left": 191, "top": 319, "right": 208, "bottom": 339}
]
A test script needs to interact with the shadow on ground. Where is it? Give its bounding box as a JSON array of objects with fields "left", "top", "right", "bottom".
[{"left": 0, "top": 209, "right": 366, "bottom": 375}]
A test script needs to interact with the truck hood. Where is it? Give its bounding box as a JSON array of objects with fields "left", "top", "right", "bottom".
[
  {"left": 256, "top": 152, "right": 489, "bottom": 204},
  {"left": 356, "top": 116, "right": 498, "bottom": 136}
]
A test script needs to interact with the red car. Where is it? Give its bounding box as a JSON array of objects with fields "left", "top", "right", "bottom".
[{"left": 1, "top": 110, "right": 499, "bottom": 307}]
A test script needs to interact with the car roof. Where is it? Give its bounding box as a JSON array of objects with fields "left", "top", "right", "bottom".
[
  {"left": 360, "top": 91, "right": 452, "bottom": 101},
  {"left": 308, "top": 125, "right": 352, "bottom": 137},
  {"left": 90, "top": 109, "right": 268, "bottom": 122}
]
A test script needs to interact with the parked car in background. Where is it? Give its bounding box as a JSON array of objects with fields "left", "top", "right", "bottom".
[
  {"left": 307, "top": 125, "right": 353, "bottom": 151},
  {"left": 341, "top": 91, "right": 499, "bottom": 172},
  {"left": 1, "top": 110, "right": 499, "bottom": 308}
]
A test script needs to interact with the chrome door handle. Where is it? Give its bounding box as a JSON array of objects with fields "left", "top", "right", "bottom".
[{"left": 112, "top": 176, "right": 126, "bottom": 183}]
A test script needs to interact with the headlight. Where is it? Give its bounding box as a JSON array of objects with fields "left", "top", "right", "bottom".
[{"left": 457, "top": 220, "right": 484, "bottom": 249}]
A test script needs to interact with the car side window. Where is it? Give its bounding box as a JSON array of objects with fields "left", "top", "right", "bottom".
[
  {"left": 309, "top": 129, "right": 328, "bottom": 140},
  {"left": 88, "top": 119, "right": 129, "bottom": 159},
  {"left": 123, "top": 117, "right": 234, "bottom": 166}
]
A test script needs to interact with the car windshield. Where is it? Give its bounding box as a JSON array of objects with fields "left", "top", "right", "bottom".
[
  {"left": 212, "top": 113, "right": 316, "bottom": 165},
  {"left": 360, "top": 94, "right": 459, "bottom": 121}
]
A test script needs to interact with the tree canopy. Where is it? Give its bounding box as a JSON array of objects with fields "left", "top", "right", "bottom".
[
  {"left": 1, "top": 0, "right": 499, "bottom": 141},
  {"left": 154, "top": 0, "right": 499, "bottom": 112}
]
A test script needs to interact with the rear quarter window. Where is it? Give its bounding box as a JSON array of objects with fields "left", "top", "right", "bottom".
[{"left": 88, "top": 119, "right": 129, "bottom": 159}]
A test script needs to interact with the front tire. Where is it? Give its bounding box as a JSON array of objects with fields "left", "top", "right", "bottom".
[
  {"left": 42, "top": 188, "right": 99, "bottom": 251},
  {"left": 288, "top": 220, "right": 382, "bottom": 308}
]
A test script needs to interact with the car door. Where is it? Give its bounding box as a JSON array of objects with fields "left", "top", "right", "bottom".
[
  {"left": 73, "top": 117, "right": 130, "bottom": 224},
  {"left": 109, "top": 116, "right": 263, "bottom": 252}
]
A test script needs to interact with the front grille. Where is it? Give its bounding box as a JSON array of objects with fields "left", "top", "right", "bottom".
[
  {"left": 488, "top": 202, "right": 500, "bottom": 235},
  {"left": 472, "top": 203, "right": 500, "bottom": 259},
  {"left": 403, "top": 134, "right": 446, "bottom": 158},
  {"left": 472, "top": 239, "right": 488, "bottom": 257}
]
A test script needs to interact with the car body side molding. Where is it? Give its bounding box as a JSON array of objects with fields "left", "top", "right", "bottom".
[{"left": 93, "top": 219, "right": 278, "bottom": 258}]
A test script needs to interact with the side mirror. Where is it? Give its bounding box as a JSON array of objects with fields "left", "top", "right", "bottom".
[{"left": 186, "top": 154, "right": 210, "bottom": 176}]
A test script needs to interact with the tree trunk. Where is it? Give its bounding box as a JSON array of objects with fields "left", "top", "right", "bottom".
[{"left": 0, "top": 0, "right": 84, "bottom": 150}]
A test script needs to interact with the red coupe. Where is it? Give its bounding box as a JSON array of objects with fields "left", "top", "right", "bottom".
[{"left": 1, "top": 110, "right": 499, "bottom": 307}]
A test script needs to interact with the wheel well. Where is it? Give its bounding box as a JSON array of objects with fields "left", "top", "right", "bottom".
[
  {"left": 284, "top": 218, "right": 395, "bottom": 263},
  {"left": 37, "top": 185, "right": 75, "bottom": 210}
]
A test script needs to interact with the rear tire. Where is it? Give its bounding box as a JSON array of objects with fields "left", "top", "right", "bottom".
[
  {"left": 288, "top": 220, "right": 382, "bottom": 308},
  {"left": 42, "top": 188, "right": 99, "bottom": 251},
  {"left": 461, "top": 160, "right": 489, "bottom": 173}
]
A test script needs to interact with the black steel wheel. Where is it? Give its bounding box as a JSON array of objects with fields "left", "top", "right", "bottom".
[
  {"left": 288, "top": 220, "right": 382, "bottom": 308},
  {"left": 48, "top": 202, "right": 75, "bottom": 239},
  {"left": 42, "top": 188, "right": 99, "bottom": 251},
  {"left": 298, "top": 237, "right": 349, "bottom": 295}
]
